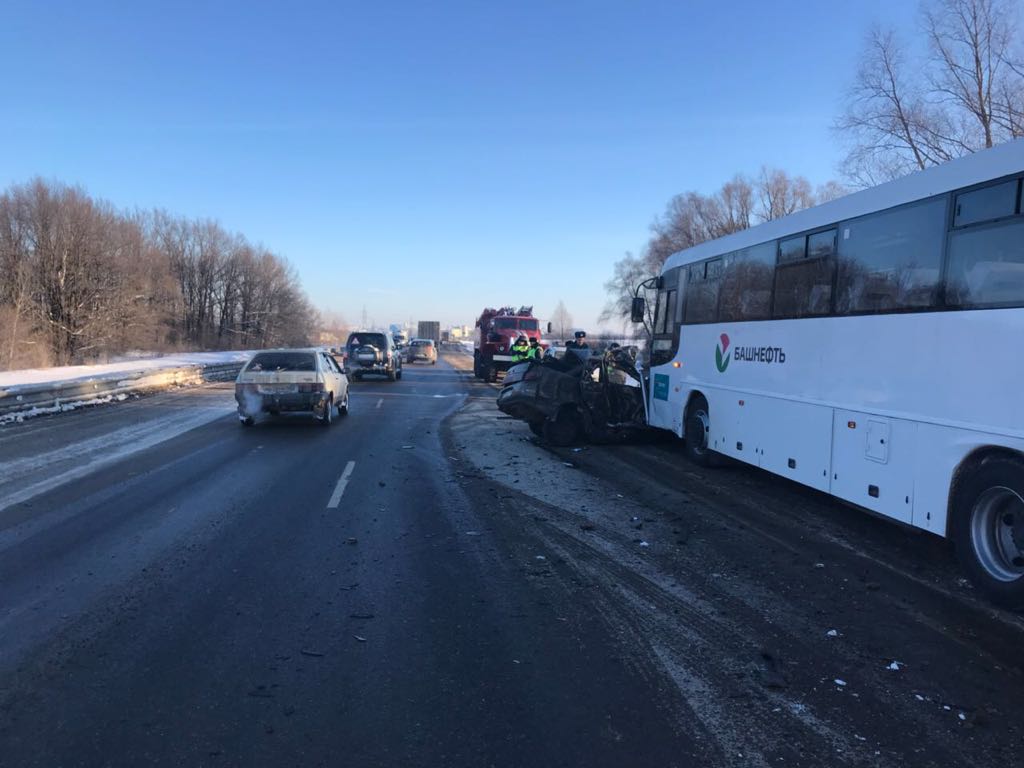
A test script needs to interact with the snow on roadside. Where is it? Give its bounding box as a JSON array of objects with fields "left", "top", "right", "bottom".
[
  {"left": 0, "top": 351, "right": 254, "bottom": 390},
  {"left": 0, "top": 393, "right": 131, "bottom": 425}
]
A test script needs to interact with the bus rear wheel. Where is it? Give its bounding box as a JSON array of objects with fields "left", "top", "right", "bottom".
[
  {"left": 683, "top": 395, "right": 716, "bottom": 467},
  {"left": 951, "top": 454, "right": 1024, "bottom": 608}
]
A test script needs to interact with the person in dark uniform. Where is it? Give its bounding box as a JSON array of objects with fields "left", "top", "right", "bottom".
[{"left": 565, "top": 330, "right": 588, "bottom": 350}]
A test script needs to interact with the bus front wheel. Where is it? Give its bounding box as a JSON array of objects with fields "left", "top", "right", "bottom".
[
  {"left": 951, "top": 453, "right": 1024, "bottom": 609},
  {"left": 683, "top": 395, "right": 716, "bottom": 467}
]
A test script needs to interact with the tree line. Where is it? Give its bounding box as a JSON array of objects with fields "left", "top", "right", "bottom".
[
  {"left": 603, "top": 0, "right": 1024, "bottom": 331},
  {"left": 0, "top": 178, "right": 317, "bottom": 370}
]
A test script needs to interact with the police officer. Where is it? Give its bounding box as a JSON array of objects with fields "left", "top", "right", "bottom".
[
  {"left": 526, "top": 337, "right": 543, "bottom": 360},
  {"left": 510, "top": 335, "right": 530, "bottom": 361},
  {"left": 566, "top": 330, "right": 589, "bottom": 350}
]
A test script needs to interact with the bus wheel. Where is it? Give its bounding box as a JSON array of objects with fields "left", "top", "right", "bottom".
[
  {"left": 683, "top": 395, "right": 715, "bottom": 467},
  {"left": 951, "top": 454, "right": 1024, "bottom": 608}
]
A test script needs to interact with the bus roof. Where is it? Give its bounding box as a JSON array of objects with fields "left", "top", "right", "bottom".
[{"left": 662, "top": 138, "right": 1024, "bottom": 274}]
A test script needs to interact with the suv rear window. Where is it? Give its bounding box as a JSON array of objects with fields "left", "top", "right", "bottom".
[
  {"left": 347, "top": 333, "right": 388, "bottom": 349},
  {"left": 411, "top": 339, "right": 432, "bottom": 347},
  {"left": 246, "top": 352, "right": 316, "bottom": 372}
]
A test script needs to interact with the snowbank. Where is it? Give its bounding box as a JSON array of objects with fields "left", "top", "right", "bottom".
[{"left": 0, "top": 351, "right": 254, "bottom": 390}]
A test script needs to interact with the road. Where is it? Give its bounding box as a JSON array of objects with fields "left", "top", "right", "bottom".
[{"left": 0, "top": 348, "right": 1021, "bottom": 767}]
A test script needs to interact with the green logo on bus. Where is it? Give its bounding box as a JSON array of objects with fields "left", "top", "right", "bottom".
[{"left": 715, "top": 333, "right": 731, "bottom": 373}]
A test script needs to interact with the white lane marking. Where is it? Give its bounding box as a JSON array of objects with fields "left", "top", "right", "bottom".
[
  {"left": 328, "top": 461, "right": 356, "bottom": 509},
  {"left": 375, "top": 398, "right": 383, "bottom": 409}
]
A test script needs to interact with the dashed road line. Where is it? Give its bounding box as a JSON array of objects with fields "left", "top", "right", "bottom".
[{"left": 327, "top": 461, "right": 356, "bottom": 509}]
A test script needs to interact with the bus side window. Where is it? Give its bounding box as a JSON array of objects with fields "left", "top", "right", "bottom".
[
  {"left": 773, "top": 231, "right": 836, "bottom": 318},
  {"left": 953, "top": 179, "right": 1019, "bottom": 228},
  {"left": 718, "top": 242, "right": 775, "bottom": 322},
  {"left": 835, "top": 197, "right": 946, "bottom": 314},
  {"left": 945, "top": 217, "right": 1024, "bottom": 307},
  {"left": 684, "top": 259, "right": 721, "bottom": 324}
]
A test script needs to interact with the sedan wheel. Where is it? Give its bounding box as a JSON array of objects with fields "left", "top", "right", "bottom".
[
  {"left": 318, "top": 397, "right": 333, "bottom": 426},
  {"left": 339, "top": 391, "right": 350, "bottom": 416}
]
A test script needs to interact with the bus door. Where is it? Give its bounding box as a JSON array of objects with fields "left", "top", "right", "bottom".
[{"left": 647, "top": 267, "right": 683, "bottom": 432}]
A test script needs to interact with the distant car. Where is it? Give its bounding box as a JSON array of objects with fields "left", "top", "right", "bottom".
[
  {"left": 406, "top": 338, "right": 437, "bottom": 365},
  {"left": 345, "top": 331, "right": 403, "bottom": 381},
  {"left": 235, "top": 348, "right": 349, "bottom": 426}
]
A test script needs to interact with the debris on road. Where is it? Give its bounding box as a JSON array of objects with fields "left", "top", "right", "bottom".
[
  {"left": 345, "top": 537, "right": 358, "bottom": 545},
  {"left": 638, "top": 541, "right": 650, "bottom": 548},
  {"left": 353, "top": 635, "right": 367, "bottom": 643},
  {"left": 300, "top": 649, "right": 325, "bottom": 658},
  {"left": 826, "top": 629, "right": 839, "bottom": 638},
  {"left": 834, "top": 679, "right": 847, "bottom": 687},
  {"left": 887, "top": 661, "right": 903, "bottom": 671},
  {"left": 580, "top": 522, "right": 595, "bottom": 531}
]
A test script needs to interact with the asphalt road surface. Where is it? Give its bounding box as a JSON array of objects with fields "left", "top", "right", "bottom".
[{"left": 0, "top": 349, "right": 1021, "bottom": 767}]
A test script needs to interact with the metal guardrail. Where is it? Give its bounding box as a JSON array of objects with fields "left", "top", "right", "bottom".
[{"left": 0, "top": 361, "right": 245, "bottom": 417}]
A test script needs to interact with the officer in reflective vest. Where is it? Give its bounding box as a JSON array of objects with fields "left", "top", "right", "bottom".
[
  {"left": 526, "top": 337, "right": 543, "bottom": 360},
  {"left": 510, "top": 335, "right": 530, "bottom": 361}
]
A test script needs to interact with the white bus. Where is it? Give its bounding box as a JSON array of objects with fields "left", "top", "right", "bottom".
[{"left": 639, "top": 139, "right": 1024, "bottom": 606}]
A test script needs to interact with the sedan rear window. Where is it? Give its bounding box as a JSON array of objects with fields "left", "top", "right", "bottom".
[
  {"left": 246, "top": 352, "right": 316, "bottom": 372},
  {"left": 411, "top": 340, "right": 433, "bottom": 347}
]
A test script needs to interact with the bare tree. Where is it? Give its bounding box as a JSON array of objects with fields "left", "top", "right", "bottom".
[
  {"left": 550, "top": 300, "right": 573, "bottom": 339},
  {"left": 0, "top": 190, "right": 35, "bottom": 367},
  {"left": 815, "top": 180, "right": 850, "bottom": 203},
  {"left": 599, "top": 252, "right": 657, "bottom": 337},
  {"left": 648, "top": 175, "right": 757, "bottom": 267},
  {"left": 755, "top": 167, "right": 816, "bottom": 221},
  {"left": 924, "top": 0, "right": 1015, "bottom": 149},
  {"left": 836, "top": 1, "right": 1024, "bottom": 185}
]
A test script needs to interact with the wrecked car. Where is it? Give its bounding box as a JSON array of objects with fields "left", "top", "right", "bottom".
[{"left": 496, "top": 346, "right": 647, "bottom": 445}]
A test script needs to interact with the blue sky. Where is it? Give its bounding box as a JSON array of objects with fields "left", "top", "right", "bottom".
[{"left": 0, "top": 0, "right": 918, "bottom": 333}]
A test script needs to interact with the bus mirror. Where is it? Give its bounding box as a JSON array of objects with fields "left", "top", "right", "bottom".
[
  {"left": 630, "top": 297, "right": 646, "bottom": 324},
  {"left": 547, "top": 322, "right": 552, "bottom": 334}
]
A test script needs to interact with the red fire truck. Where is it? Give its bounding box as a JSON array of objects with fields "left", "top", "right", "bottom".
[{"left": 473, "top": 306, "right": 548, "bottom": 382}]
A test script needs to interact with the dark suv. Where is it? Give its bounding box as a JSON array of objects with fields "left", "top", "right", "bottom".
[{"left": 345, "top": 331, "right": 403, "bottom": 381}]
